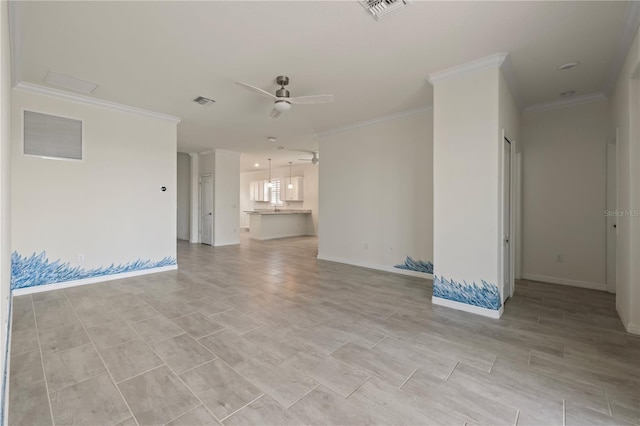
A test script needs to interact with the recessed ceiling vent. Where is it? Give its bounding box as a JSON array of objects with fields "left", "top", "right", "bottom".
[
  {"left": 360, "top": 0, "right": 410, "bottom": 20},
  {"left": 193, "top": 96, "right": 215, "bottom": 105}
]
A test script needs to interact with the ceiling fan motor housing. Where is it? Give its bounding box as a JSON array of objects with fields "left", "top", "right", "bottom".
[
  {"left": 276, "top": 88, "right": 290, "bottom": 98},
  {"left": 276, "top": 76, "right": 289, "bottom": 86}
]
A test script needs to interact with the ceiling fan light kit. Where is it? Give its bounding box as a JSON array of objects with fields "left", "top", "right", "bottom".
[{"left": 236, "top": 75, "right": 335, "bottom": 118}]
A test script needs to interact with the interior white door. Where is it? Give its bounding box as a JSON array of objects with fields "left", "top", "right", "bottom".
[
  {"left": 200, "top": 174, "right": 213, "bottom": 246},
  {"left": 606, "top": 134, "right": 617, "bottom": 293},
  {"left": 503, "top": 138, "right": 512, "bottom": 301}
]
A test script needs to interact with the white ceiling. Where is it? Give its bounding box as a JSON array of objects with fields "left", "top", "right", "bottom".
[{"left": 14, "top": 1, "right": 633, "bottom": 171}]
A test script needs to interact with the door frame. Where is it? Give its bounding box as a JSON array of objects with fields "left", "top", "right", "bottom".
[
  {"left": 500, "top": 132, "right": 517, "bottom": 302},
  {"left": 606, "top": 129, "right": 618, "bottom": 294},
  {"left": 199, "top": 173, "right": 214, "bottom": 245}
]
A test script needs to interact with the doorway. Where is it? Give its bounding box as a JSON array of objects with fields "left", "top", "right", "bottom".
[{"left": 200, "top": 174, "right": 213, "bottom": 245}]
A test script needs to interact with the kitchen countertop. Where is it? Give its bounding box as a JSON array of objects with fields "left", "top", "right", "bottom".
[{"left": 245, "top": 209, "right": 312, "bottom": 215}]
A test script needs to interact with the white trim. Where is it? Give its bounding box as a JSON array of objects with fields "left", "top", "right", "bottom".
[
  {"left": 521, "top": 273, "right": 607, "bottom": 291},
  {"left": 8, "top": 1, "right": 21, "bottom": 88},
  {"left": 14, "top": 82, "right": 181, "bottom": 123},
  {"left": 213, "top": 240, "right": 240, "bottom": 247},
  {"left": 11, "top": 265, "right": 178, "bottom": 296},
  {"left": 317, "top": 254, "right": 432, "bottom": 280},
  {"left": 501, "top": 55, "right": 524, "bottom": 110},
  {"left": 524, "top": 92, "right": 607, "bottom": 113},
  {"left": 432, "top": 296, "right": 503, "bottom": 319},
  {"left": 603, "top": 1, "right": 640, "bottom": 96},
  {"left": 625, "top": 322, "right": 640, "bottom": 335},
  {"left": 315, "top": 106, "right": 432, "bottom": 138},
  {"left": 427, "top": 52, "right": 508, "bottom": 85}
]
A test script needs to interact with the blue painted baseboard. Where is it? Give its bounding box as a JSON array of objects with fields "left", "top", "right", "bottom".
[
  {"left": 11, "top": 251, "right": 176, "bottom": 290},
  {"left": 394, "top": 256, "right": 434, "bottom": 274},
  {"left": 433, "top": 275, "right": 501, "bottom": 310}
]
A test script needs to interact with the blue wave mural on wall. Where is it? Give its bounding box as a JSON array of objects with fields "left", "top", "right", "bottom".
[
  {"left": 433, "top": 275, "right": 501, "bottom": 310},
  {"left": 394, "top": 256, "right": 434, "bottom": 274},
  {"left": 11, "top": 251, "right": 176, "bottom": 290}
]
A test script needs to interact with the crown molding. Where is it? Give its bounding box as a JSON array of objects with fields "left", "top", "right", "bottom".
[
  {"left": 500, "top": 54, "right": 524, "bottom": 110},
  {"left": 523, "top": 92, "right": 607, "bottom": 113},
  {"left": 14, "top": 82, "right": 181, "bottom": 123},
  {"left": 315, "top": 105, "right": 432, "bottom": 138},
  {"left": 8, "top": 0, "right": 22, "bottom": 87},
  {"left": 603, "top": 1, "right": 640, "bottom": 96},
  {"left": 427, "top": 52, "right": 508, "bottom": 86}
]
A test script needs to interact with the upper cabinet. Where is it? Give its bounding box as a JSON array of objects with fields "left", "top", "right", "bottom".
[
  {"left": 284, "top": 176, "right": 304, "bottom": 201},
  {"left": 249, "top": 180, "right": 270, "bottom": 202}
]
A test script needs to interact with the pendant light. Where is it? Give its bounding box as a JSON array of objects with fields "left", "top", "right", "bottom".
[
  {"left": 288, "top": 162, "right": 293, "bottom": 189},
  {"left": 267, "top": 158, "right": 272, "bottom": 188}
]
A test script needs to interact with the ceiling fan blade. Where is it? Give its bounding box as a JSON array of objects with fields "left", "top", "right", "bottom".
[
  {"left": 236, "top": 82, "right": 277, "bottom": 100},
  {"left": 298, "top": 158, "right": 313, "bottom": 161},
  {"left": 287, "top": 94, "right": 335, "bottom": 105},
  {"left": 270, "top": 108, "right": 281, "bottom": 118}
]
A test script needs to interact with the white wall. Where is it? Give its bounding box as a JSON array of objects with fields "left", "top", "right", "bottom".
[
  {"left": 0, "top": 0, "right": 12, "bottom": 414},
  {"left": 318, "top": 110, "right": 433, "bottom": 273},
  {"left": 433, "top": 67, "right": 501, "bottom": 294},
  {"left": 521, "top": 99, "right": 609, "bottom": 290},
  {"left": 240, "top": 163, "right": 319, "bottom": 235},
  {"left": 610, "top": 25, "right": 640, "bottom": 333},
  {"left": 214, "top": 150, "right": 240, "bottom": 246},
  {"left": 11, "top": 90, "right": 177, "bottom": 277},
  {"left": 177, "top": 152, "right": 190, "bottom": 240}
]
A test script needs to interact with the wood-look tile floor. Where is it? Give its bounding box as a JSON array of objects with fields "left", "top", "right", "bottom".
[{"left": 8, "top": 234, "right": 640, "bottom": 425}]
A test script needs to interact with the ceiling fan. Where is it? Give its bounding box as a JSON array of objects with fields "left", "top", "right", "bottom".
[
  {"left": 236, "top": 76, "right": 335, "bottom": 118},
  {"left": 298, "top": 151, "right": 319, "bottom": 165}
]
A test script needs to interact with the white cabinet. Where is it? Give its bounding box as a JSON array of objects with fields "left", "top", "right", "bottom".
[
  {"left": 249, "top": 180, "right": 270, "bottom": 202},
  {"left": 284, "top": 176, "right": 304, "bottom": 201}
]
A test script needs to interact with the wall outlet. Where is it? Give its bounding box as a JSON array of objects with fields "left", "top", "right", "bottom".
[
  {"left": 78, "top": 254, "right": 85, "bottom": 262},
  {"left": 364, "top": 243, "right": 369, "bottom": 250},
  {"left": 555, "top": 254, "right": 563, "bottom": 263}
]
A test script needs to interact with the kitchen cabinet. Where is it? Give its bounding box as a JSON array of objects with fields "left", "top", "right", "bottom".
[
  {"left": 249, "top": 180, "right": 270, "bottom": 202},
  {"left": 284, "top": 176, "right": 304, "bottom": 201}
]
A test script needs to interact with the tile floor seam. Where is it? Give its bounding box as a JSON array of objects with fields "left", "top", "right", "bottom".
[
  {"left": 344, "top": 375, "right": 371, "bottom": 399},
  {"left": 123, "top": 315, "right": 223, "bottom": 425},
  {"left": 30, "top": 296, "right": 57, "bottom": 426},
  {"left": 218, "top": 393, "right": 266, "bottom": 423},
  {"left": 285, "top": 383, "right": 320, "bottom": 410},
  {"left": 115, "top": 363, "right": 168, "bottom": 385},
  {"left": 604, "top": 389, "right": 613, "bottom": 417},
  {"left": 444, "top": 362, "right": 459, "bottom": 381},
  {"left": 170, "top": 355, "right": 219, "bottom": 378},
  {"left": 41, "top": 341, "right": 95, "bottom": 358},
  {"left": 398, "top": 368, "right": 418, "bottom": 390},
  {"left": 327, "top": 341, "right": 350, "bottom": 357},
  {"left": 69, "top": 299, "right": 140, "bottom": 426},
  {"left": 368, "top": 335, "right": 388, "bottom": 350},
  {"left": 489, "top": 354, "right": 498, "bottom": 374}
]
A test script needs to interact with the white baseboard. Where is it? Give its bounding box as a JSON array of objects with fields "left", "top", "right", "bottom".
[
  {"left": 214, "top": 240, "right": 240, "bottom": 247},
  {"left": 12, "top": 265, "right": 178, "bottom": 296},
  {"left": 317, "top": 254, "right": 433, "bottom": 280},
  {"left": 521, "top": 273, "right": 607, "bottom": 291},
  {"left": 625, "top": 322, "right": 640, "bottom": 335},
  {"left": 432, "top": 296, "right": 504, "bottom": 319}
]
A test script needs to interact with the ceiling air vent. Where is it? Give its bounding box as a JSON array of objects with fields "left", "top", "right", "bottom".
[
  {"left": 360, "top": 0, "right": 410, "bottom": 20},
  {"left": 193, "top": 96, "right": 215, "bottom": 106}
]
